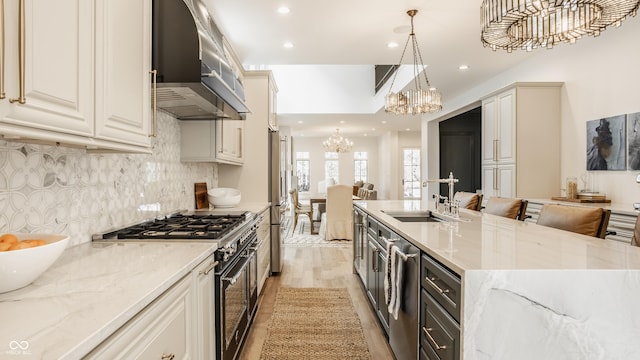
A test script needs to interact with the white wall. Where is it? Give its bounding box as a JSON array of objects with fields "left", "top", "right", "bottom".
[
  {"left": 423, "top": 19, "right": 640, "bottom": 204},
  {"left": 291, "top": 135, "right": 379, "bottom": 193}
]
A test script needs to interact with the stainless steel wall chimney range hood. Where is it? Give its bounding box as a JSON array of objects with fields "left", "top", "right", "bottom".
[{"left": 152, "top": 0, "right": 250, "bottom": 120}]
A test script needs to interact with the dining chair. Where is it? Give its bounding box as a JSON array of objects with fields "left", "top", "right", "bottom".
[
  {"left": 484, "top": 197, "right": 528, "bottom": 221},
  {"left": 536, "top": 203, "right": 611, "bottom": 239},
  {"left": 631, "top": 215, "right": 640, "bottom": 247},
  {"left": 323, "top": 184, "right": 354, "bottom": 241},
  {"left": 453, "top": 191, "right": 483, "bottom": 211},
  {"left": 289, "top": 188, "right": 312, "bottom": 232}
]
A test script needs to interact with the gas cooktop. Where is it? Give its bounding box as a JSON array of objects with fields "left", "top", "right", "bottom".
[{"left": 94, "top": 211, "right": 250, "bottom": 241}]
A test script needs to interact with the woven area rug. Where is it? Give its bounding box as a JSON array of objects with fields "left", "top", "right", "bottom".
[
  {"left": 260, "top": 288, "right": 372, "bottom": 360},
  {"left": 283, "top": 216, "right": 351, "bottom": 247}
]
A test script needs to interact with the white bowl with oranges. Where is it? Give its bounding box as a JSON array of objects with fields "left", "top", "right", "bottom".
[{"left": 0, "top": 233, "right": 69, "bottom": 293}]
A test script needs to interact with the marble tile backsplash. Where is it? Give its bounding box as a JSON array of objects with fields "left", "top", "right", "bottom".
[{"left": 0, "top": 112, "right": 217, "bottom": 246}]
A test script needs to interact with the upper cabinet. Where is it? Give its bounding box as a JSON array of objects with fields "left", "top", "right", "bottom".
[
  {"left": 268, "top": 76, "right": 278, "bottom": 130},
  {"left": 481, "top": 83, "right": 562, "bottom": 199},
  {"left": 179, "top": 120, "right": 244, "bottom": 165},
  {"left": 0, "top": 0, "right": 152, "bottom": 153}
]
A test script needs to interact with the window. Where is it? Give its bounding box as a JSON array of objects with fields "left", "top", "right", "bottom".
[
  {"left": 354, "top": 152, "right": 368, "bottom": 182},
  {"left": 325, "top": 152, "right": 339, "bottom": 183},
  {"left": 295, "top": 152, "right": 310, "bottom": 191},
  {"left": 402, "top": 148, "right": 421, "bottom": 199}
]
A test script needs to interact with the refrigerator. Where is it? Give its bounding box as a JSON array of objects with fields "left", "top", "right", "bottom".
[{"left": 268, "top": 130, "right": 286, "bottom": 273}]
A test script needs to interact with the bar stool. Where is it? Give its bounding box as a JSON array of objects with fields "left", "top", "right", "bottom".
[
  {"left": 484, "top": 197, "right": 528, "bottom": 221},
  {"left": 536, "top": 203, "right": 611, "bottom": 239},
  {"left": 631, "top": 215, "right": 640, "bottom": 247},
  {"left": 453, "top": 191, "right": 483, "bottom": 211}
]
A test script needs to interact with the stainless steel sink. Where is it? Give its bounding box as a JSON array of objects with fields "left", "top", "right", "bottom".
[{"left": 381, "top": 210, "right": 444, "bottom": 222}]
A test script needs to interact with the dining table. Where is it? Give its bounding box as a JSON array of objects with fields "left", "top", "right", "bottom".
[{"left": 307, "top": 193, "right": 360, "bottom": 235}]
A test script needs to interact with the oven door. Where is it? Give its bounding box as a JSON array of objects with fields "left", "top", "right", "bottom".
[{"left": 219, "top": 250, "right": 251, "bottom": 360}]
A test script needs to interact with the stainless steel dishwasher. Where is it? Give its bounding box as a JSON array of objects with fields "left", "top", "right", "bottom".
[{"left": 379, "top": 226, "right": 420, "bottom": 360}]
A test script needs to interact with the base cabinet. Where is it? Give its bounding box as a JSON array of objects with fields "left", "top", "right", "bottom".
[
  {"left": 86, "top": 274, "right": 194, "bottom": 359},
  {"left": 256, "top": 208, "right": 271, "bottom": 293}
]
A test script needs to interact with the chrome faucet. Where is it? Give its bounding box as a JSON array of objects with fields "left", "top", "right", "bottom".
[{"left": 426, "top": 172, "right": 459, "bottom": 207}]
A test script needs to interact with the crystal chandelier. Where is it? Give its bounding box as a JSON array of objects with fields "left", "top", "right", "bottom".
[
  {"left": 481, "top": 0, "right": 640, "bottom": 52},
  {"left": 385, "top": 10, "right": 442, "bottom": 115},
  {"left": 322, "top": 129, "right": 353, "bottom": 153}
]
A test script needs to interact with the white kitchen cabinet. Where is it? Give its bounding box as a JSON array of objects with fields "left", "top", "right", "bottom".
[
  {"left": 85, "top": 274, "right": 195, "bottom": 359},
  {"left": 268, "top": 76, "right": 278, "bottom": 130},
  {"left": 94, "top": 0, "right": 152, "bottom": 149},
  {"left": 215, "top": 119, "right": 244, "bottom": 164},
  {"left": 482, "top": 164, "right": 515, "bottom": 199},
  {"left": 192, "top": 255, "right": 217, "bottom": 360},
  {"left": 0, "top": 0, "right": 94, "bottom": 138},
  {"left": 180, "top": 120, "right": 244, "bottom": 165},
  {"left": 0, "top": 0, "right": 152, "bottom": 153},
  {"left": 256, "top": 208, "right": 271, "bottom": 292},
  {"left": 481, "top": 83, "right": 562, "bottom": 200}
]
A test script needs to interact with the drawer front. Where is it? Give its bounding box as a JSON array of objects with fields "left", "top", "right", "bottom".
[
  {"left": 421, "top": 254, "right": 461, "bottom": 322},
  {"left": 420, "top": 289, "right": 460, "bottom": 360},
  {"left": 367, "top": 216, "right": 378, "bottom": 238}
]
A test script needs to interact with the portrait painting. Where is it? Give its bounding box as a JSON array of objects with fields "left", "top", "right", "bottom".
[
  {"left": 628, "top": 112, "right": 640, "bottom": 170},
  {"left": 586, "top": 115, "right": 626, "bottom": 171}
]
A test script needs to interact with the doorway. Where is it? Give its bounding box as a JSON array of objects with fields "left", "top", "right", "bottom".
[{"left": 439, "top": 107, "right": 481, "bottom": 197}]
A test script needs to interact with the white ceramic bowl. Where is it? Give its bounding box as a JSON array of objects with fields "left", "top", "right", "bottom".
[
  {"left": 0, "top": 234, "right": 69, "bottom": 293},
  {"left": 208, "top": 188, "right": 242, "bottom": 208}
]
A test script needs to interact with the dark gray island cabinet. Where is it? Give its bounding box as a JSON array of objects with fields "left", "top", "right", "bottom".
[{"left": 353, "top": 200, "right": 640, "bottom": 360}]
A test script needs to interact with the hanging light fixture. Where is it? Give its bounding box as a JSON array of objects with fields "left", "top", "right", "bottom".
[
  {"left": 385, "top": 9, "right": 442, "bottom": 115},
  {"left": 481, "top": 0, "right": 639, "bottom": 52},
  {"left": 322, "top": 129, "right": 353, "bottom": 153}
]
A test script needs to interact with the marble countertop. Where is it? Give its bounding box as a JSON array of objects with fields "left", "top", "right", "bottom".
[
  {"left": 355, "top": 200, "right": 640, "bottom": 275},
  {"left": 0, "top": 241, "right": 216, "bottom": 359}
]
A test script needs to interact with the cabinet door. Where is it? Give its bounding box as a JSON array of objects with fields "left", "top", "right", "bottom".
[
  {"left": 496, "top": 89, "right": 516, "bottom": 163},
  {"left": 497, "top": 164, "right": 516, "bottom": 198},
  {"left": 481, "top": 97, "right": 496, "bottom": 164},
  {"left": 180, "top": 121, "right": 217, "bottom": 161},
  {"left": 94, "top": 0, "right": 151, "bottom": 148},
  {"left": 366, "top": 239, "right": 378, "bottom": 307},
  {"left": 194, "top": 257, "right": 216, "bottom": 360},
  {"left": 215, "top": 119, "right": 244, "bottom": 164},
  {"left": 0, "top": 0, "right": 93, "bottom": 137},
  {"left": 268, "top": 79, "right": 277, "bottom": 130},
  {"left": 481, "top": 165, "right": 497, "bottom": 199}
]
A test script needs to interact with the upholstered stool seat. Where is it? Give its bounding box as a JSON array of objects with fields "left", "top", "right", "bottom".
[
  {"left": 536, "top": 204, "right": 610, "bottom": 238},
  {"left": 484, "top": 197, "right": 528, "bottom": 220},
  {"left": 453, "top": 191, "right": 483, "bottom": 211}
]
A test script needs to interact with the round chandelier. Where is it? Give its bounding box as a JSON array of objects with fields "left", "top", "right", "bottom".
[
  {"left": 322, "top": 129, "right": 353, "bottom": 153},
  {"left": 481, "top": 0, "right": 640, "bottom": 52},
  {"left": 385, "top": 10, "right": 442, "bottom": 115}
]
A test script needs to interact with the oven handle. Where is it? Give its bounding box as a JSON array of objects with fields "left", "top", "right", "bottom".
[{"left": 222, "top": 251, "right": 252, "bottom": 285}]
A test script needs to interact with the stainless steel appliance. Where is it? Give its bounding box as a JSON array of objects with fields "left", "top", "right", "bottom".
[
  {"left": 152, "top": 0, "right": 250, "bottom": 120},
  {"left": 93, "top": 210, "right": 259, "bottom": 360},
  {"left": 269, "top": 130, "right": 287, "bottom": 273}
]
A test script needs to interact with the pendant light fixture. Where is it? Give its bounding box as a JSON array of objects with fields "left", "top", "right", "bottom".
[
  {"left": 481, "top": 0, "right": 640, "bottom": 52},
  {"left": 385, "top": 9, "right": 442, "bottom": 115},
  {"left": 322, "top": 129, "right": 353, "bottom": 153}
]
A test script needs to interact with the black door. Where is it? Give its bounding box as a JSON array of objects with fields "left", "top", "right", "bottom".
[{"left": 439, "top": 107, "right": 481, "bottom": 197}]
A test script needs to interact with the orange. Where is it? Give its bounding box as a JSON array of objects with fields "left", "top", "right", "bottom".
[
  {"left": 0, "top": 243, "right": 10, "bottom": 251},
  {"left": 0, "top": 234, "right": 19, "bottom": 244},
  {"left": 8, "top": 241, "right": 34, "bottom": 251}
]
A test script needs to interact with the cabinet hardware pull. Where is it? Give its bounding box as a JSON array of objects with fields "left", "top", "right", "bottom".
[
  {"left": 0, "top": 0, "right": 5, "bottom": 99},
  {"left": 425, "top": 276, "right": 450, "bottom": 295},
  {"left": 199, "top": 261, "right": 219, "bottom": 275},
  {"left": 423, "top": 327, "right": 448, "bottom": 351},
  {"left": 149, "top": 69, "right": 158, "bottom": 137},
  {"left": 9, "top": 0, "right": 25, "bottom": 104},
  {"left": 161, "top": 353, "right": 175, "bottom": 360}
]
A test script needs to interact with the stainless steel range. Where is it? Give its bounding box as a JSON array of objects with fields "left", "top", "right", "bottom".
[{"left": 93, "top": 210, "right": 260, "bottom": 360}]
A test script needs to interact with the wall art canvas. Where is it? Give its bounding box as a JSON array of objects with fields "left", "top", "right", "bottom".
[
  {"left": 586, "top": 115, "right": 626, "bottom": 171},
  {"left": 628, "top": 112, "right": 640, "bottom": 170}
]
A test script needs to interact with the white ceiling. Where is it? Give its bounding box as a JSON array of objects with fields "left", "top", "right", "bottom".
[{"left": 207, "top": 0, "right": 536, "bottom": 137}]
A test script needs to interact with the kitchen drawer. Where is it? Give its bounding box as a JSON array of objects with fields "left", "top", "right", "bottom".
[
  {"left": 421, "top": 254, "right": 461, "bottom": 322},
  {"left": 377, "top": 223, "right": 393, "bottom": 247},
  {"left": 367, "top": 216, "right": 378, "bottom": 238},
  {"left": 420, "top": 289, "right": 460, "bottom": 360}
]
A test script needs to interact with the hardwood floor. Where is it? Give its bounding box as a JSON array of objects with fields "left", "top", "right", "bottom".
[{"left": 239, "top": 245, "right": 395, "bottom": 360}]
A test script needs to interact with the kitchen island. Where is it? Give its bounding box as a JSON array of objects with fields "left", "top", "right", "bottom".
[{"left": 354, "top": 200, "right": 640, "bottom": 360}]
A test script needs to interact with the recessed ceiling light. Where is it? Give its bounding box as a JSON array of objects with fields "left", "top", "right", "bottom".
[
  {"left": 387, "top": 42, "right": 399, "bottom": 48},
  {"left": 406, "top": 128, "right": 411, "bottom": 131},
  {"left": 459, "top": 65, "right": 469, "bottom": 70},
  {"left": 382, "top": 121, "right": 387, "bottom": 124},
  {"left": 364, "top": 134, "right": 368, "bottom": 137},
  {"left": 277, "top": 6, "right": 290, "bottom": 14},
  {"left": 283, "top": 42, "right": 294, "bottom": 48},
  {"left": 371, "top": 128, "right": 376, "bottom": 131},
  {"left": 340, "top": 120, "right": 345, "bottom": 124},
  {"left": 297, "top": 120, "right": 303, "bottom": 124}
]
